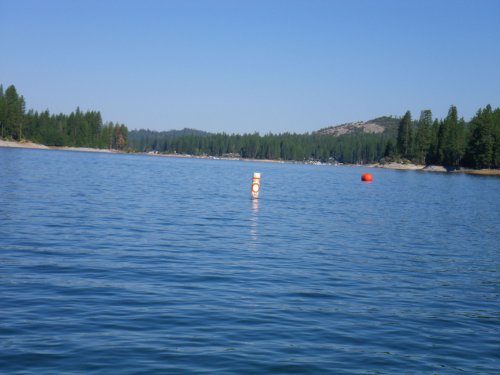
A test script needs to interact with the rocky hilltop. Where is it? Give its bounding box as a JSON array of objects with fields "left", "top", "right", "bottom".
[{"left": 314, "top": 116, "right": 400, "bottom": 137}]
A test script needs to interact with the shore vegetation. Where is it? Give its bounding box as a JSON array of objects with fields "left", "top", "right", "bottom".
[
  {"left": 0, "top": 84, "right": 128, "bottom": 150},
  {"left": 1, "top": 83, "right": 499, "bottom": 169}
]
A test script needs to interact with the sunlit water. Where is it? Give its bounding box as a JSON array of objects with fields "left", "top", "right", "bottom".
[{"left": 1, "top": 148, "right": 499, "bottom": 374}]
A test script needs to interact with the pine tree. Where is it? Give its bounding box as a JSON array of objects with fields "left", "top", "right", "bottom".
[
  {"left": 415, "top": 110, "right": 432, "bottom": 164},
  {"left": 439, "top": 106, "right": 465, "bottom": 166},
  {"left": 3, "top": 85, "right": 26, "bottom": 140},
  {"left": 397, "top": 111, "right": 413, "bottom": 159},
  {"left": 0, "top": 85, "right": 5, "bottom": 138},
  {"left": 492, "top": 107, "right": 500, "bottom": 167},
  {"left": 466, "top": 105, "right": 494, "bottom": 168}
]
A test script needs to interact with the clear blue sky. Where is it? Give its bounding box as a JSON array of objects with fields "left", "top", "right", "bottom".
[{"left": 2, "top": 0, "right": 499, "bottom": 134}]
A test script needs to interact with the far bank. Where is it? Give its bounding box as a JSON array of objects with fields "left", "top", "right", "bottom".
[
  {"left": 1, "top": 139, "right": 499, "bottom": 176},
  {"left": 369, "top": 162, "right": 500, "bottom": 176}
]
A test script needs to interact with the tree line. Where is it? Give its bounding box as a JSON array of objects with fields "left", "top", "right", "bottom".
[
  {"left": 129, "top": 105, "right": 499, "bottom": 169},
  {"left": 395, "top": 105, "right": 500, "bottom": 168},
  {"left": 128, "top": 129, "right": 393, "bottom": 164},
  {"left": 1, "top": 83, "right": 498, "bottom": 168},
  {"left": 0, "top": 84, "right": 128, "bottom": 149}
]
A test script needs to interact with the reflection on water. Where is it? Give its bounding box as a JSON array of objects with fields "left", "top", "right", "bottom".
[{"left": 249, "top": 198, "right": 259, "bottom": 247}]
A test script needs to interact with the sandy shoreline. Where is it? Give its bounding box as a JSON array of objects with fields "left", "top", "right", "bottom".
[
  {"left": 1, "top": 139, "right": 499, "bottom": 176},
  {"left": 0, "top": 139, "right": 51, "bottom": 149},
  {"left": 0, "top": 139, "right": 115, "bottom": 153}
]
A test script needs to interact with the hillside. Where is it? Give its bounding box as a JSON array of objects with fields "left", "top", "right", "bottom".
[{"left": 314, "top": 116, "right": 400, "bottom": 137}]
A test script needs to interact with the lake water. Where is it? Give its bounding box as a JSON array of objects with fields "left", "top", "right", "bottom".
[{"left": 0, "top": 148, "right": 499, "bottom": 374}]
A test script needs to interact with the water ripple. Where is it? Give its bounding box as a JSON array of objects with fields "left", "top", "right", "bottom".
[{"left": 1, "top": 149, "right": 499, "bottom": 374}]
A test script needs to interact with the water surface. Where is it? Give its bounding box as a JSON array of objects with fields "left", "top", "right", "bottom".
[{"left": 1, "top": 148, "right": 499, "bottom": 374}]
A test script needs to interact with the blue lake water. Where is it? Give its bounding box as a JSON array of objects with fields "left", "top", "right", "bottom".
[{"left": 0, "top": 147, "right": 499, "bottom": 374}]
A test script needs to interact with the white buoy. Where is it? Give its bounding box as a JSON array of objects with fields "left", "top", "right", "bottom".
[{"left": 251, "top": 172, "right": 261, "bottom": 199}]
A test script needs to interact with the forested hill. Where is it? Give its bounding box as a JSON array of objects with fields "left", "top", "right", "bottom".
[{"left": 126, "top": 116, "right": 403, "bottom": 161}]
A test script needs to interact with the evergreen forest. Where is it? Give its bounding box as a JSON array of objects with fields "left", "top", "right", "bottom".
[
  {"left": 128, "top": 106, "right": 500, "bottom": 169},
  {"left": 1, "top": 84, "right": 499, "bottom": 169},
  {"left": 0, "top": 85, "right": 128, "bottom": 150}
]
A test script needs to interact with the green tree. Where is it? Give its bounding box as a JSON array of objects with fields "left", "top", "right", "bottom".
[
  {"left": 384, "top": 139, "right": 396, "bottom": 158},
  {"left": 437, "top": 106, "right": 465, "bottom": 166},
  {"left": 0, "top": 85, "right": 5, "bottom": 138},
  {"left": 397, "top": 111, "right": 413, "bottom": 159},
  {"left": 3, "top": 85, "right": 26, "bottom": 140},
  {"left": 465, "top": 105, "right": 494, "bottom": 168},
  {"left": 415, "top": 110, "right": 432, "bottom": 164},
  {"left": 426, "top": 119, "right": 441, "bottom": 164},
  {"left": 492, "top": 107, "right": 500, "bottom": 167}
]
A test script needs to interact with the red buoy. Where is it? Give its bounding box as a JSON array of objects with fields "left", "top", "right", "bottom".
[{"left": 361, "top": 173, "right": 373, "bottom": 182}]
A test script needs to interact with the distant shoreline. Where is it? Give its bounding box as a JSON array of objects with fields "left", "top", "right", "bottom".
[
  {"left": 368, "top": 162, "right": 500, "bottom": 176},
  {"left": 1, "top": 139, "right": 499, "bottom": 176}
]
